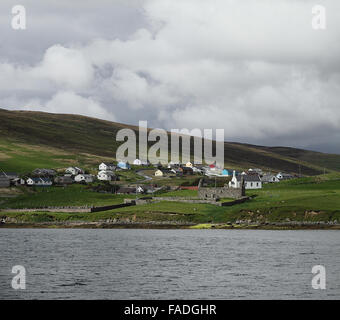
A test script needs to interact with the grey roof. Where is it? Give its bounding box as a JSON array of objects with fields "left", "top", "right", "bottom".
[
  {"left": 0, "top": 172, "right": 18, "bottom": 177},
  {"left": 33, "top": 168, "right": 56, "bottom": 175},
  {"left": 55, "top": 176, "right": 73, "bottom": 182},
  {"left": 102, "top": 162, "right": 115, "bottom": 166},
  {"left": 117, "top": 187, "right": 136, "bottom": 194},
  {"left": 261, "top": 174, "right": 278, "bottom": 182},
  {"left": 278, "top": 172, "right": 294, "bottom": 177},
  {"left": 30, "top": 177, "right": 52, "bottom": 183},
  {"left": 236, "top": 175, "right": 261, "bottom": 182}
]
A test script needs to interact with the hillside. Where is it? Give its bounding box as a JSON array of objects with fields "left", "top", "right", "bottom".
[{"left": 0, "top": 108, "right": 339, "bottom": 174}]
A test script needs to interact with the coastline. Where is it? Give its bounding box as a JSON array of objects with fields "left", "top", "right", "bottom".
[{"left": 1, "top": 221, "right": 340, "bottom": 230}]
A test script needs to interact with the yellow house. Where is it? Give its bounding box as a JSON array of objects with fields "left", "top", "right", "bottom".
[{"left": 155, "top": 169, "right": 164, "bottom": 177}]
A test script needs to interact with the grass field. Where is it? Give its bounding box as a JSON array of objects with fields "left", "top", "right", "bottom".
[
  {"left": 1, "top": 174, "right": 340, "bottom": 225},
  {"left": 0, "top": 184, "right": 136, "bottom": 209}
]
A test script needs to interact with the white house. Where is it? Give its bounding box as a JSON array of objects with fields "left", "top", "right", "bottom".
[
  {"left": 74, "top": 174, "right": 94, "bottom": 183},
  {"left": 26, "top": 177, "right": 53, "bottom": 186},
  {"left": 229, "top": 171, "right": 262, "bottom": 189},
  {"left": 192, "top": 166, "right": 203, "bottom": 173},
  {"left": 204, "top": 169, "right": 222, "bottom": 177},
  {"left": 261, "top": 174, "right": 280, "bottom": 183},
  {"left": 65, "top": 167, "right": 83, "bottom": 175},
  {"left": 133, "top": 159, "right": 149, "bottom": 166},
  {"left": 133, "top": 159, "right": 142, "bottom": 165},
  {"left": 276, "top": 172, "right": 294, "bottom": 180},
  {"left": 97, "top": 170, "right": 115, "bottom": 181},
  {"left": 136, "top": 186, "right": 144, "bottom": 193},
  {"left": 168, "top": 161, "right": 181, "bottom": 168},
  {"left": 99, "top": 162, "right": 116, "bottom": 171}
]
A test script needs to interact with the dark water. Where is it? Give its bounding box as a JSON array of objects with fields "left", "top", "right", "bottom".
[{"left": 0, "top": 229, "right": 339, "bottom": 299}]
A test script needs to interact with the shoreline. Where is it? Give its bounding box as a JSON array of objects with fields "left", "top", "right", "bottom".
[{"left": 1, "top": 221, "right": 340, "bottom": 230}]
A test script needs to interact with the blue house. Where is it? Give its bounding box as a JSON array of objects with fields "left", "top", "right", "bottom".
[
  {"left": 222, "top": 169, "right": 232, "bottom": 176},
  {"left": 117, "top": 161, "right": 131, "bottom": 170}
]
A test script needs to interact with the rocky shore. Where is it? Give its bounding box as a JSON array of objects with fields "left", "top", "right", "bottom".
[{"left": 1, "top": 219, "right": 339, "bottom": 230}]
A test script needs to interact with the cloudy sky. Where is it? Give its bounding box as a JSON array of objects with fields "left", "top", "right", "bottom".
[{"left": 0, "top": 0, "right": 340, "bottom": 153}]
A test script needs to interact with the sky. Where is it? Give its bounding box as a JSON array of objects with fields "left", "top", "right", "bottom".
[{"left": 0, "top": 0, "right": 339, "bottom": 154}]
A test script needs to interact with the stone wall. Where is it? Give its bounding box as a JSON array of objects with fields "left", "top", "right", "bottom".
[
  {"left": 0, "top": 202, "right": 135, "bottom": 214},
  {"left": 152, "top": 197, "right": 218, "bottom": 205},
  {"left": 198, "top": 187, "right": 244, "bottom": 199},
  {"left": 0, "top": 207, "right": 91, "bottom": 213},
  {"left": 197, "top": 178, "right": 245, "bottom": 199},
  {"left": 91, "top": 202, "right": 135, "bottom": 212}
]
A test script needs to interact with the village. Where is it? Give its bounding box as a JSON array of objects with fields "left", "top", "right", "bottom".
[{"left": 0, "top": 159, "right": 297, "bottom": 202}]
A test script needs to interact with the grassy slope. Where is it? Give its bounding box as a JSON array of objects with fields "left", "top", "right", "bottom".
[
  {"left": 1, "top": 108, "right": 339, "bottom": 174},
  {"left": 2, "top": 174, "right": 340, "bottom": 224},
  {"left": 0, "top": 184, "right": 136, "bottom": 209}
]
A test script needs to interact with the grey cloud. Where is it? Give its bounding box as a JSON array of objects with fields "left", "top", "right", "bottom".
[{"left": 0, "top": 0, "right": 339, "bottom": 154}]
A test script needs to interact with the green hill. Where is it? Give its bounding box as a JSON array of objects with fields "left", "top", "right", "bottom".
[{"left": 0, "top": 108, "right": 339, "bottom": 174}]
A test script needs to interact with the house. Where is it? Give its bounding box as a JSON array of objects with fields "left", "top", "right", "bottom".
[
  {"left": 192, "top": 166, "right": 203, "bottom": 174},
  {"left": 204, "top": 167, "right": 222, "bottom": 176},
  {"left": 117, "top": 161, "right": 131, "bottom": 170},
  {"left": 261, "top": 174, "right": 280, "bottom": 183},
  {"left": 155, "top": 169, "right": 164, "bottom": 177},
  {"left": 0, "top": 172, "right": 19, "bottom": 187},
  {"left": 97, "top": 170, "right": 116, "bottom": 181},
  {"left": 133, "top": 159, "right": 149, "bottom": 166},
  {"left": 168, "top": 161, "right": 181, "bottom": 168},
  {"left": 170, "top": 168, "right": 182, "bottom": 175},
  {"left": 221, "top": 169, "right": 232, "bottom": 176},
  {"left": 248, "top": 168, "right": 263, "bottom": 176},
  {"left": 136, "top": 186, "right": 145, "bottom": 193},
  {"left": 133, "top": 159, "right": 142, "bottom": 166},
  {"left": 179, "top": 167, "right": 193, "bottom": 175},
  {"left": 0, "top": 172, "right": 19, "bottom": 180},
  {"left": 229, "top": 171, "right": 262, "bottom": 189},
  {"left": 117, "top": 187, "right": 137, "bottom": 194},
  {"left": 33, "top": 168, "right": 57, "bottom": 177},
  {"left": 65, "top": 167, "right": 84, "bottom": 175},
  {"left": 74, "top": 174, "right": 94, "bottom": 183},
  {"left": 276, "top": 172, "right": 294, "bottom": 180},
  {"left": 12, "top": 178, "right": 26, "bottom": 186},
  {"left": 0, "top": 176, "right": 10, "bottom": 188},
  {"left": 54, "top": 176, "right": 73, "bottom": 185},
  {"left": 99, "top": 162, "right": 116, "bottom": 171},
  {"left": 26, "top": 177, "right": 53, "bottom": 186},
  {"left": 143, "top": 185, "right": 163, "bottom": 194}
]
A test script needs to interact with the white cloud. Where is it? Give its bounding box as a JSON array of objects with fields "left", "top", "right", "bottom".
[
  {"left": 44, "top": 91, "right": 115, "bottom": 120},
  {"left": 35, "top": 45, "right": 94, "bottom": 90}
]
